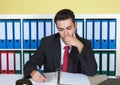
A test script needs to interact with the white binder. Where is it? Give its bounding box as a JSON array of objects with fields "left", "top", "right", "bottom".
[
  {"left": 77, "top": 21, "right": 84, "bottom": 37},
  {"left": 45, "top": 20, "right": 52, "bottom": 36},
  {"left": 8, "top": 52, "right": 14, "bottom": 73}
]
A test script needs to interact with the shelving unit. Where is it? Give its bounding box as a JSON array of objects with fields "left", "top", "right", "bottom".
[{"left": 0, "top": 14, "right": 120, "bottom": 76}]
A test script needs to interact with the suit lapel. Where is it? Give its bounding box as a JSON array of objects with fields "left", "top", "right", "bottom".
[
  {"left": 53, "top": 34, "right": 61, "bottom": 70},
  {"left": 68, "top": 46, "right": 78, "bottom": 72}
]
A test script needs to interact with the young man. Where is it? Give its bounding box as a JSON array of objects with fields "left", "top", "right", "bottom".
[{"left": 24, "top": 9, "right": 97, "bottom": 82}]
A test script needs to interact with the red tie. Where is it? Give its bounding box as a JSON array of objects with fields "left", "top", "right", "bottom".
[{"left": 62, "top": 46, "right": 70, "bottom": 72}]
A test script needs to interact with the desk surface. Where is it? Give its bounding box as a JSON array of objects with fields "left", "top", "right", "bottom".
[
  {"left": 0, "top": 74, "right": 23, "bottom": 85},
  {"left": 0, "top": 72, "right": 91, "bottom": 85}
]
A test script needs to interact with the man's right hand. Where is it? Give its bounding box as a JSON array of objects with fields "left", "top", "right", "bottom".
[{"left": 30, "top": 70, "right": 47, "bottom": 82}]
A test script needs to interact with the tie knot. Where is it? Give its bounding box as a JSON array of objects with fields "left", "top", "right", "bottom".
[{"left": 64, "top": 46, "right": 70, "bottom": 51}]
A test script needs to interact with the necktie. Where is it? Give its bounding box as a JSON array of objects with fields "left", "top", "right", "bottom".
[{"left": 62, "top": 46, "right": 70, "bottom": 72}]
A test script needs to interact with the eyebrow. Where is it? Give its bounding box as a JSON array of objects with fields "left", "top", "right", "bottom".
[
  {"left": 66, "top": 26, "right": 72, "bottom": 29},
  {"left": 58, "top": 25, "right": 72, "bottom": 29}
]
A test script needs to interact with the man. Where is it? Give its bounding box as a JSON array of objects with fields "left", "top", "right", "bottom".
[{"left": 24, "top": 9, "right": 97, "bottom": 82}]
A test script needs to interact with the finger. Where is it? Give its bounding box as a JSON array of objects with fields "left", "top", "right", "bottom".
[
  {"left": 64, "top": 40, "right": 70, "bottom": 45},
  {"left": 35, "top": 76, "right": 44, "bottom": 82},
  {"left": 36, "top": 78, "right": 41, "bottom": 82},
  {"left": 32, "top": 76, "right": 40, "bottom": 82},
  {"left": 64, "top": 36, "right": 71, "bottom": 41},
  {"left": 37, "top": 78, "right": 43, "bottom": 82},
  {"left": 39, "top": 73, "right": 47, "bottom": 82},
  {"left": 40, "top": 75, "right": 47, "bottom": 82}
]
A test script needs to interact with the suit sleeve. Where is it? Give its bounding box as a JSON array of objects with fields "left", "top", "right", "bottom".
[
  {"left": 77, "top": 40, "right": 97, "bottom": 76},
  {"left": 23, "top": 38, "right": 45, "bottom": 78}
]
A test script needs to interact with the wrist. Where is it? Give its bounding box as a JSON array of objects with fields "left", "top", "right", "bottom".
[{"left": 77, "top": 43, "right": 84, "bottom": 53}]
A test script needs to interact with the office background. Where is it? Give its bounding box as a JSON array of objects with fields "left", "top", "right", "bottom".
[{"left": 0, "top": 0, "right": 120, "bottom": 77}]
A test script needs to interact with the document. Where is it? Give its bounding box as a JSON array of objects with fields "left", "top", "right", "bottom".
[{"left": 31, "top": 72, "right": 91, "bottom": 85}]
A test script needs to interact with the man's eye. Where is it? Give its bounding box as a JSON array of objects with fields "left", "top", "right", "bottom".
[
  {"left": 58, "top": 29, "right": 63, "bottom": 31},
  {"left": 67, "top": 27, "right": 72, "bottom": 30}
]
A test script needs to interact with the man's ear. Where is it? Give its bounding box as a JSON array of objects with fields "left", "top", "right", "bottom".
[{"left": 73, "top": 22, "right": 77, "bottom": 38}]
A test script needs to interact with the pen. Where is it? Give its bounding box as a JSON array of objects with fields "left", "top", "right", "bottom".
[{"left": 39, "top": 69, "right": 46, "bottom": 78}]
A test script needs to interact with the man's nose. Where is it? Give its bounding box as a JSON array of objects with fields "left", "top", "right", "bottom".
[{"left": 64, "top": 29, "right": 68, "bottom": 35}]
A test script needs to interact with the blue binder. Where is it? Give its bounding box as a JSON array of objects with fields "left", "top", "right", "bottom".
[
  {"left": 30, "top": 20, "right": 37, "bottom": 49},
  {"left": 93, "top": 20, "right": 101, "bottom": 49},
  {"left": 108, "top": 19, "right": 116, "bottom": 49},
  {"left": 14, "top": 20, "right": 21, "bottom": 49},
  {"left": 6, "top": 20, "right": 14, "bottom": 48},
  {"left": 0, "top": 20, "right": 7, "bottom": 48},
  {"left": 37, "top": 20, "right": 44, "bottom": 47},
  {"left": 86, "top": 20, "right": 94, "bottom": 48},
  {"left": 76, "top": 19, "right": 84, "bottom": 38},
  {"left": 23, "top": 20, "right": 30, "bottom": 49},
  {"left": 101, "top": 20, "right": 108, "bottom": 49},
  {"left": 44, "top": 19, "right": 52, "bottom": 37},
  {"left": 54, "top": 23, "right": 58, "bottom": 34}
]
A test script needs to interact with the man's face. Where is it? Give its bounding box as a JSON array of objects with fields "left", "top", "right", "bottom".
[{"left": 56, "top": 18, "right": 77, "bottom": 44}]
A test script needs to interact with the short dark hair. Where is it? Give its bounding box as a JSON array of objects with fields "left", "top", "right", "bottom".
[{"left": 54, "top": 9, "right": 75, "bottom": 24}]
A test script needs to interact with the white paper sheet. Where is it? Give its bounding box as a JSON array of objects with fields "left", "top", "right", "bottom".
[{"left": 31, "top": 72, "right": 91, "bottom": 85}]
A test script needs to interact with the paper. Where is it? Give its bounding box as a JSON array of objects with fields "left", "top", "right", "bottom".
[{"left": 31, "top": 72, "right": 91, "bottom": 85}]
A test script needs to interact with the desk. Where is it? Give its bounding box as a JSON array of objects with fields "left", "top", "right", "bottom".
[
  {"left": 0, "top": 72, "right": 91, "bottom": 85},
  {"left": 0, "top": 74, "right": 23, "bottom": 85}
]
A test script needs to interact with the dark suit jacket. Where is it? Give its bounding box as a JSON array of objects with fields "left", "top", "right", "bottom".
[{"left": 24, "top": 33, "right": 97, "bottom": 78}]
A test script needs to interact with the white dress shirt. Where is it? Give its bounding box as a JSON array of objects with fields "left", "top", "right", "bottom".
[{"left": 60, "top": 38, "right": 71, "bottom": 65}]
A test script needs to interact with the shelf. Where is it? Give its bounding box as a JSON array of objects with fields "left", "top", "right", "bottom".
[
  {"left": 0, "top": 49, "right": 21, "bottom": 51},
  {"left": 93, "top": 49, "right": 116, "bottom": 51},
  {"left": 23, "top": 49, "right": 37, "bottom": 51}
]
